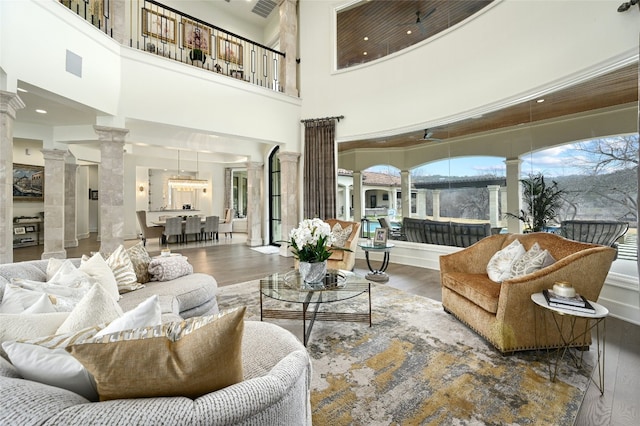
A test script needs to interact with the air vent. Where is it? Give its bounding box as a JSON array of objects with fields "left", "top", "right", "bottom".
[{"left": 252, "top": 0, "right": 277, "bottom": 18}]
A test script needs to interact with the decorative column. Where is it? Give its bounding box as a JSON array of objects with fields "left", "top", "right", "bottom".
[
  {"left": 400, "top": 170, "right": 411, "bottom": 218},
  {"left": 65, "top": 160, "right": 79, "bottom": 248},
  {"left": 352, "top": 171, "right": 363, "bottom": 224},
  {"left": 432, "top": 189, "right": 441, "bottom": 220},
  {"left": 505, "top": 158, "right": 523, "bottom": 233},
  {"left": 110, "top": 0, "right": 127, "bottom": 44},
  {"left": 417, "top": 189, "right": 427, "bottom": 218},
  {"left": 41, "top": 149, "right": 68, "bottom": 259},
  {"left": 245, "top": 161, "right": 264, "bottom": 247},
  {"left": 224, "top": 168, "right": 232, "bottom": 211},
  {"left": 500, "top": 187, "right": 508, "bottom": 227},
  {"left": 488, "top": 185, "right": 501, "bottom": 228},
  {"left": 0, "top": 91, "right": 25, "bottom": 263},
  {"left": 278, "top": 151, "right": 300, "bottom": 256},
  {"left": 279, "top": 0, "right": 298, "bottom": 96},
  {"left": 94, "top": 125, "right": 129, "bottom": 254}
]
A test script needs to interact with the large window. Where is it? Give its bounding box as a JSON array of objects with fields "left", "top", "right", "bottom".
[{"left": 269, "top": 147, "right": 281, "bottom": 245}]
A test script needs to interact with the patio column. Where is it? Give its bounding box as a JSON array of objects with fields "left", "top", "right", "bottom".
[
  {"left": 505, "top": 158, "right": 523, "bottom": 233},
  {"left": 278, "top": 151, "right": 300, "bottom": 256},
  {"left": 279, "top": 0, "right": 298, "bottom": 96},
  {"left": 352, "top": 171, "right": 363, "bottom": 223},
  {"left": 94, "top": 125, "right": 129, "bottom": 254},
  {"left": 64, "top": 159, "right": 79, "bottom": 248},
  {"left": 417, "top": 189, "right": 427, "bottom": 218},
  {"left": 432, "top": 189, "right": 441, "bottom": 220},
  {"left": 41, "top": 149, "right": 68, "bottom": 259},
  {"left": 401, "top": 170, "right": 411, "bottom": 218},
  {"left": 0, "top": 91, "right": 25, "bottom": 264},
  {"left": 500, "top": 187, "right": 508, "bottom": 227},
  {"left": 245, "top": 161, "right": 264, "bottom": 247},
  {"left": 488, "top": 185, "right": 501, "bottom": 227}
]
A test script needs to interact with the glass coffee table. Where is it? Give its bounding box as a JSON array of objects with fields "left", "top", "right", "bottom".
[{"left": 260, "top": 269, "right": 372, "bottom": 346}]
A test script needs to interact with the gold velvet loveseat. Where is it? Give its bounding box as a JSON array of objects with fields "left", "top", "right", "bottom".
[{"left": 439, "top": 232, "right": 616, "bottom": 354}]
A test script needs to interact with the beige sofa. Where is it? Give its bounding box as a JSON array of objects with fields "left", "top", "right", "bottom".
[{"left": 439, "top": 232, "right": 616, "bottom": 354}]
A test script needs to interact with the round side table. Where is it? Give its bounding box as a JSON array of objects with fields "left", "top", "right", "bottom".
[{"left": 358, "top": 242, "right": 394, "bottom": 282}]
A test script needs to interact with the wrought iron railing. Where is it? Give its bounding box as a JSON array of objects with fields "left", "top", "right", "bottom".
[{"left": 58, "top": 0, "right": 285, "bottom": 92}]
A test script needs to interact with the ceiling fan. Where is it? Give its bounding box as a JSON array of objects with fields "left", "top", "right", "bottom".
[
  {"left": 411, "top": 7, "right": 436, "bottom": 35},
  {"left": 422, "top": 129, "right": 442, "bottom": 142}
]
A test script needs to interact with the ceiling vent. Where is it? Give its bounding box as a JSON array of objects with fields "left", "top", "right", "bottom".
[{"left": 252, "top": 0, "right": 277, "bottom": 18}]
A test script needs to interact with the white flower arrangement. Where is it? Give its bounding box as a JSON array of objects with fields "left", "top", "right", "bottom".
[{"left": 287, "top": 218, "right": 335, "bottom": 263}]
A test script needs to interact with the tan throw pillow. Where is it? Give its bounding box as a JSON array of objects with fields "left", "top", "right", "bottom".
[
  {"left": 331, "top": 223, "right": 353, "bottom": 248},
  {"left": 67, "top": 307, "right": 246, "bottom": 401},
  {"left": 126, "top": 242, "right": 152, "bottom": 284},
  {"left": 104, "top": 245, "right": 144, "bottom": 293}
]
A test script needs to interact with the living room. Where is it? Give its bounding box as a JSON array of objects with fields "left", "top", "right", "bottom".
[{"left": 1, "top": 0, "right": 638, "bottom": 424}]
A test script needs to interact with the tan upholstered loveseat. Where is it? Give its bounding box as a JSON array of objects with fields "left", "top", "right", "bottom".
[
  {"left": 326, "top": 219, "right": 361, "bottom": 271},
  {"left": 439, "top": 232, "right": 616, "bottom": 354}
]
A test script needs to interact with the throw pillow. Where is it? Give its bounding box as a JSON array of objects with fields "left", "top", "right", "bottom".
[
  {"left": 56, "top": 284, "right": 124, "bottom": 335},
  {"left": 94, "top": 294, "right": 161, "bottom": 338},
  {"left": 509, "top": 243, "right": 556, "bottom": 278},
  {"left": 10, "top": 279, "right": 92, "bottom": 312},
  {"left": 148, "top": 256, "right": 193, "bottom": 282},
  {"left": 486, "top": 239, "right": 526, "bottom": 283},
  {"left": 67, "top": 307, "right": 246, "bottom": 401},
  {"left": 0, "top": 312, "right": 69, "bottom": 359},
  {"left": 46, "top": 258, "right": 66, "bottom": 281},
  {"left": 22, "top": 293, "right": 56, "bottom": 314},
  {"left": 79, "top": 252, "right": 120, "bottom": 301},
  {"left": 47, "top": 260, "right": 92, "bottom": 287},
  {"left": 0, "top": 284, "right": 49, "bottom": 314},
  {"left": 331, "top": 223, "right": 353, "bottom": 248},
  {"left": 127, "top": 242, "right": 152, "bottom": 284},
  {"left": 104, "top": 245, "right": 144, "bottom": 293}
]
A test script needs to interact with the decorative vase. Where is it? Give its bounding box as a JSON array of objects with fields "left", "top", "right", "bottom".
[{"left": 299, "top": 260, "right": 327, "bottom": 284}]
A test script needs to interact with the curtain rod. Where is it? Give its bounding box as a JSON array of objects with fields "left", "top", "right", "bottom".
[{"left": 300, "top": 115, "right": 344, "bottom": 123}]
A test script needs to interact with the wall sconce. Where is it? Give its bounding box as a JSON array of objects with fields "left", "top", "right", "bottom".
[
  {"left": 203, "top": 188, "right": 207, "bottom": 194},
  {"left": 139, "top": 185, "right": 145, "bottom": 193}
]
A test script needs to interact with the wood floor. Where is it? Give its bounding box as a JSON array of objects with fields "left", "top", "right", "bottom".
[{"left": 12, "top": 234, "right": 640, "bottom": 426}]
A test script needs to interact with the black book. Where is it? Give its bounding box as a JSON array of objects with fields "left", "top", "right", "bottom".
[
  {"left": 545, "top": 289, "right": 588, "bottom": 307},
  {"left": 543, "top": 289, "right": 596, "bottom": 314}
]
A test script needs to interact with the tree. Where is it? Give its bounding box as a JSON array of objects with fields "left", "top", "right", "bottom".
[{"left": 506, "top": 173, "right": 565, "bottom": 232}]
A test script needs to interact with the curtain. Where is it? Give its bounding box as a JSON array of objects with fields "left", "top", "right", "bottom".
[{"left": 303, "top": 119, "right": 337, "bottom": 219}]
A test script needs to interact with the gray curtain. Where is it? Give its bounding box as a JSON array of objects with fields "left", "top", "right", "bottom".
[{"left": 303, "top": 119, "right": 337, "bottom": 219}]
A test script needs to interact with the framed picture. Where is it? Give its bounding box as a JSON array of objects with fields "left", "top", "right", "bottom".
[
  {"left": 14, "top": 227, "right": 26, "bottom": 235},
  {"left": 217, "top": 37, "right": 243, "bottom": 66},
  {"left": 142, "top": 9, "right": 176, "bottom": 43},
  {"left": 13, "top": 164, "right": 44, "bottom": 201},
  {"left": 25, "top": 225, "right": 36, "bottom": 233},
  {"left": 230, "top": 70, "right": 244, "bottom": 80},
  {"left": 90, "top": 190, "right": 99, "bottom": 200},
  {"left": 182, "top": 19, "right": 211, "bottom": 55},
  {"left": 373, "top": 228, "right": 388, "bottom": 247}
]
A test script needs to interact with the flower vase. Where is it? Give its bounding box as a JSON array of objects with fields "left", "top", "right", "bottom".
[{"left": 299, "top": 261, "right": 327, "bottom": 285}]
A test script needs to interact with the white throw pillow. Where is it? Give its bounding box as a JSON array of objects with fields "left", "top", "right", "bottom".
[
  {"left": 0, "top": 312, "right": 69, "bottom": 359},
  {"left": 56, "top": 284, "right": 124, "bottom": 335},
  {"left": 22, "top": 293, "right": 56, "bottom": 314},
  {"left": 2, "top": 341, "right": 98, "bottom": 401},
  {"left": 95, "top": 295, "right": 162, "bottom": 338},
  {"left": 486, "top": 239, "right": 525, "bottom": 283},
  {"left": 79, "top": 252, "right": 119, "bottom": 302},
  {"left": 48, "top": 260, "right": 92, "bottom": 287},
  {"left": 11, "top": 279, "right": 92, "bottom": 312},
  {"left": 509, "top": 242, "right": 556, "bottom": 278},
  {"left": 46, "top": 258, "right": 66, "bottom": 281},
  {"left": 331, "top": 223, "right": 353, "bottom": 248},
  {"left": 0, "top": 284, "right": 47, "bottom": 314}
]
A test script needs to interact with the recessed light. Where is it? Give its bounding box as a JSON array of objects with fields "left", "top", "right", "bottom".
[
  {"left": 407, "top": 30, "right": 412, "bottom": 35},
  {"left": 363, "top": 36, "right": 369, "bottom": 41},
  {"left": 363, "top": 52, "right": 367, "bottom": 56},
  {"left": 35, "top": 109, "right": 47, "bottom": 114},
  {"left": 536, "top": 99, "right": 545, "bottom": 103},
  {"left": 17, "top": 88, "right": 28, "bottom": 93}
]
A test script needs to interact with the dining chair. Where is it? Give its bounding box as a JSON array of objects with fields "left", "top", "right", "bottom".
[
  {"left": 184, "top": 216, "right": 203, "bottom": 243},
  {"left": 136, "top": 210, "right": 164, "bottom": 246},
  {"left": 163, "top": 217, "right": 183, "bottom": 244},
  {"left": 202, "top": 216, "right": 219, "bottom": 241},
  {"left": 219, "top": 208, "right": 235, "bottom": 238}
]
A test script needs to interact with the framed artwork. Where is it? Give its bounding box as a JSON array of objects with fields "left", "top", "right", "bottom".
[
  {"left": 142, "top": 9, "right": 176, "bottom": 43},
  {"left": 25, "top": 225, "right": 36, "bottom": 233},
  {"left": 90, "top": 190, "right": 99, "bottom": 200},
  {"left": 217, "top": 37, "right": 243, "bottom": 66},
  {"left": 13, "top": 164, "right": 44, "bottom": 201},
  {"left": 182, "top": 19, "right": 211, "bottom": 55},
  {"left": 14, "top": 227, "right": 26, "bottom": 235},
  {"left": 373, "top": 228, "right": 388, "bottom": 247}
]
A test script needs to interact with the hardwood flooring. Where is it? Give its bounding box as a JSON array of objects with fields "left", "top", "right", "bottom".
[{"left": 11, "top": 234, "right": 640, "bottom": 426}]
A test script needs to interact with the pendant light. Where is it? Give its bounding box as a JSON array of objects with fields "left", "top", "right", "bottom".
[{"left": 168, "top": 150, "right": 208, "bottom": 190}]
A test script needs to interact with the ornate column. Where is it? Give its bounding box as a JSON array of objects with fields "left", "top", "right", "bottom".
[
  {"left": 278, "top": 151, "right": 300, "bottom": 256},
  {"left": 352, "top": 171, "right": 363, "bottom": 223},
  {"left": 401, "top": 170, "right": 411, "bottom": 218},
  {"left": 432, "top": 189, "right": 441, "bottom": 220},
  {"left": 65, "top": 160, "right": 79, "bottom": 248},
  {"left": 279, "top": 0, "right": 298, "bottom": 96},
  {"left": 505, "top": 158, "right": 523, "bottom": 233},
  {"left": 41, "top": 149, "right": 68, "bottom": 259},
  {"left": 94, "top": 125, "right": 129, "bottom": 254},
  {"left": 488, "top": 185, "right": 501, "bottom": 228},
  {"left": 0, "top": 91, "right": 25, "bottom": 263},
  {"left": 245, "top": 161, "right": 264, "bottom": 247},
  {"left": 224, "top": 167, "right": 232, "bottom": 211}
]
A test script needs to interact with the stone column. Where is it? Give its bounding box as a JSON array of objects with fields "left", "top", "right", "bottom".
[
  {"left": 488, "top": 185, "right": 501, "bottom": 228},
  {"left": 505, "top": 158, "right": 523, "bottom": 233},
  {"left": 401, "top": 170, "right": 411, "bottom": 218},
  {"left": 94, "top": 125, "right": 129, "bottom": 254},
  {"left": 110, "top": 0, "right": 127, "bottom": 45},
  {"left": 500, "top": 187, "right": 508, "bottom": 227},
  {"left": 278, "top": 151, "right": 300, "bottom": 256},
  {"left": 0, "top": 91, "right": 25, "bottom": 263},
  {"left": 279, "top": 0, "right": 298, "bottom": 96},
  {"left": 432, "top": 189, "right": 441, "bottom": 220},
  {"left": 352, "top": 171, "right": 363, "bottom": 223},
  {"left": 41, "top": 149, "right": 68, "bottom": 259},
  {"left": 224, "top": 168, "right": 232, "bottom": 211},
  {"left": 65, "top": 160, "right": 79, "bottom": 248},
  {"left": 417, "top": 189, "right": 427, "bottom": 218},
  {"left": 245, "top": 161, "right": 264, "bottom": 247}
]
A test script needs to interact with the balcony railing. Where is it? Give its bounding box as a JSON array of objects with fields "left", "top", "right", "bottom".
[{"left": 58, "top": 0, "right": 285, "bottom": 92}]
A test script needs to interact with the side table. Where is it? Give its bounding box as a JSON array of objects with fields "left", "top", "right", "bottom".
[
  {"left": 531, "top": 292, "right": 608, "bottom": 395},
  {"left": 358, "top": 242, "right": 394, "bottom": 282}
]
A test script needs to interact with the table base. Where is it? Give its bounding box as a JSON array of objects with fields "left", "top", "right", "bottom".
[{"left": 366, "top": 271, "right": 389, "bottom": 282}]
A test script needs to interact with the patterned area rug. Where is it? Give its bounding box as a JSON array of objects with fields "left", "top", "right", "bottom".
[{"left": 218, "top": 280, "right": 594, "bottom": 425}]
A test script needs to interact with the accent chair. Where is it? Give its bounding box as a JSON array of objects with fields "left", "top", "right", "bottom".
[
  {"left": 325, "top": 219, "right": 361, "bottom": 271},
  {"left": 135, "top": 210, "right": 164, "bottom": 246}
]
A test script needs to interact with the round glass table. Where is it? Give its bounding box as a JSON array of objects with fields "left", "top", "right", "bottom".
[{"left": 358, "top": 242, "right": 395, "bottom": 282}]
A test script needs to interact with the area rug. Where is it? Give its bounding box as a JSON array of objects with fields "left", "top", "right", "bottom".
[
  {"left": 249, "top": 245, "right": 280, "bottom": 254},
  {"left": 218, "top": 280, "right": 594, "bottom": 425}
]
